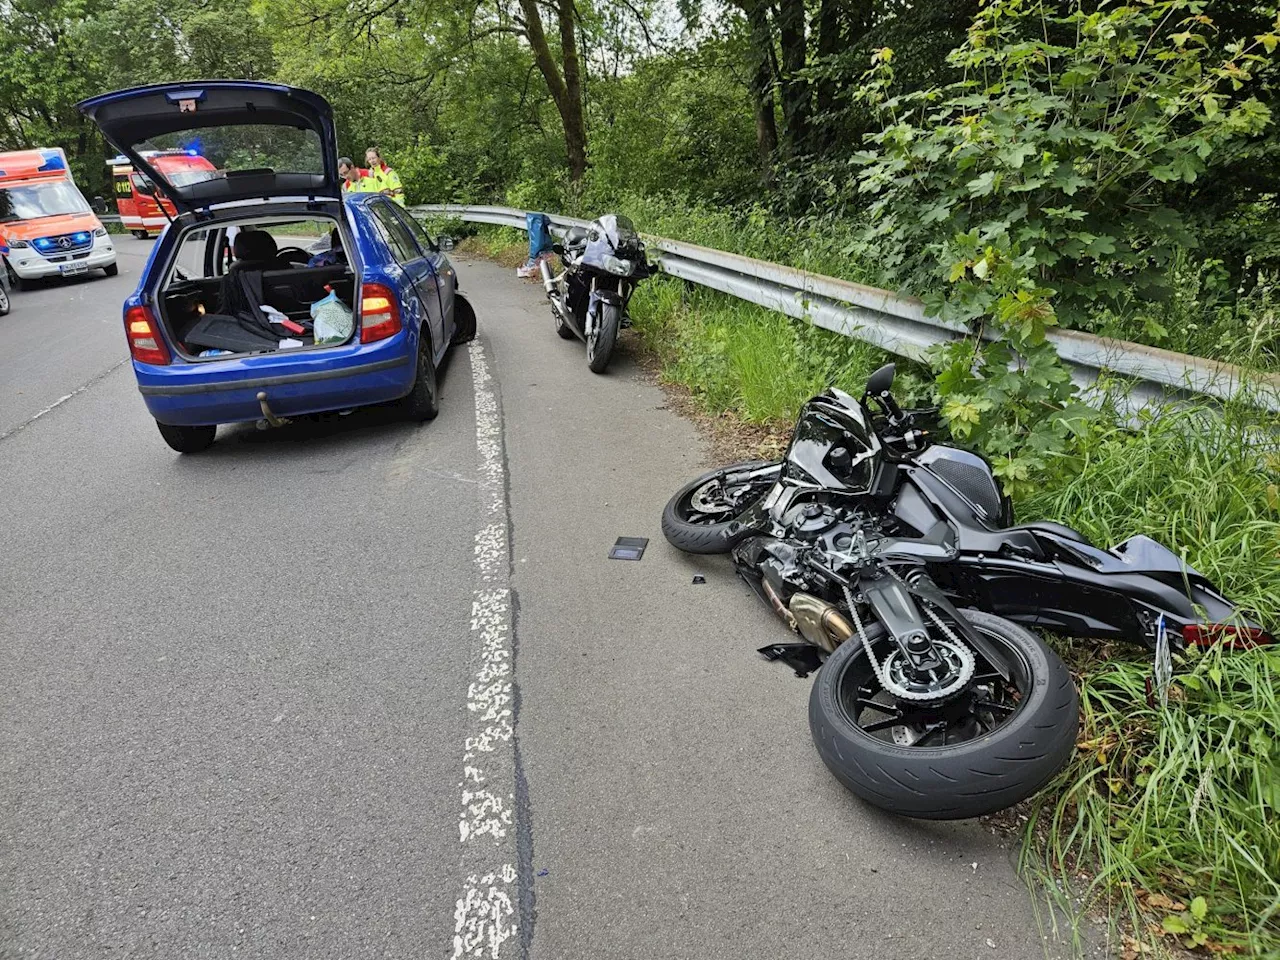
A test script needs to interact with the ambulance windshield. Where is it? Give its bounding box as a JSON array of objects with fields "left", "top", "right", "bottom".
[{"left": 0, "top": 181, "right": 91, "bottom": 222}]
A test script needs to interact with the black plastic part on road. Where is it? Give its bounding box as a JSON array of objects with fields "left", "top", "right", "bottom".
[{"left": 808, "top": 609, "right": 1078, "bottom": 820}]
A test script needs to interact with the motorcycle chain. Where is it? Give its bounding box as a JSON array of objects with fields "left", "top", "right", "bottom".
[{"left": 842, "top": 584, "right": 975, "bottom": 704}]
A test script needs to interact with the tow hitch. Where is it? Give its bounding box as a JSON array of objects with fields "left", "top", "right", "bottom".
[{"left": 256, "top": 391, "right": 291, "bottom": 429}]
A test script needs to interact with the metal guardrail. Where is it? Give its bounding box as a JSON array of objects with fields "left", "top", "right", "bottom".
[
  {"left": 412, "top": 203, "right": 1280, "bottom": 414},
  {"left": 99, "top": 214, "right": 121, "bottom": 224}
]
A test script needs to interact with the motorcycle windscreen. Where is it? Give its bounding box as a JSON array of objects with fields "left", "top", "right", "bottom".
[{"left": 76, "top": 82, "right": 340, "bottom": 212}]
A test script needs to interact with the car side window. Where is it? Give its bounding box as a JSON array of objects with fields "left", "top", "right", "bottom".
[
  {"left": 368, "top": 201, "right": 421, "bottom": 265},
  {"left": 389, "top": 205, "right": 438, "bottom": 256}
]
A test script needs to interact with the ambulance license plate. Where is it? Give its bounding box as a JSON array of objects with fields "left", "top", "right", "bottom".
[{"left": 59, "top": 262, "right": 88, "bottom": 277}]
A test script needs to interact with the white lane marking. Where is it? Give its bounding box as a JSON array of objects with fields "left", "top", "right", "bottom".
[
  {"left": 0, "top": 357, "right": 129, "bottom": 444},
  {"left": 453, "top": 339, "right": 520, "bottom": 959}
]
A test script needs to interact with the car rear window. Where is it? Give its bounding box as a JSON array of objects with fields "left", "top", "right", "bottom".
[{"left": 134, "top": 124, "right": 324, "bottom": 195}]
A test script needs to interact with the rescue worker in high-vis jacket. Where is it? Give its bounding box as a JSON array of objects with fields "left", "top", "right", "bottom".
[
  {"left": 338, "top": 157, "right": 371, "bottom": 195},
  {"left": 364, "top": 147, "right": 405, "bottom": 206}
]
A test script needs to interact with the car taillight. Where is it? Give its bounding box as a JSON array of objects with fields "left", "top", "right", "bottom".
[
  {"left": 360, "top": 283, "right": 402, "bottom": 343},
  {"left": 1183, "top": 623, "right": 1273, "bottom": 649},
  {"left": 124, "top": 305, "right": 170, "bottom": 365}
]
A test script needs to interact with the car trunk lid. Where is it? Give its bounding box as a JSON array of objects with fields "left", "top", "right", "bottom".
[{"left": 76, "top": 82, "right": 340, "bottom": 213}]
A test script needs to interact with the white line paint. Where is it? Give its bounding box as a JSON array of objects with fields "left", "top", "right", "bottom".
[
  {"left": 0, "top": 357, "right": 129, "bottom": 444},
  {"left": 452, "top": 338, "right": 520, "bottom": 959}
]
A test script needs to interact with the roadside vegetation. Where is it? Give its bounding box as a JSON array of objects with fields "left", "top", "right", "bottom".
[{"left": 5, "top": 0, "right": 1280, "bottom": 952}]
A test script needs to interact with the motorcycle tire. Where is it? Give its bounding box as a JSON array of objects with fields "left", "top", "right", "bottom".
[
  {"left": 0, "top": 284, "right": 9, "bottom": 316},
  {"left": 661, "top": 460, "right": 780, "bottom": 555},
  {"left": 587, "top": 303, "right": 620, "bottom": 373},
  {"left": 554, "top": 303, "right": 576, "bottom": 340},
  {"left": 808, "top": 609, "right": 1078, "bottom": 820}
]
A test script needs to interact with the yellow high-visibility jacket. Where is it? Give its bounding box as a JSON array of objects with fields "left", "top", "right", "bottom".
[{"left": 366, "top": 163, "right": 405, "bottom": 206}]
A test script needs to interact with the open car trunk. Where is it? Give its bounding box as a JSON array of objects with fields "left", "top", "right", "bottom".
[{"left": 157, "top": 218, "right": 357, "bottom": 358}]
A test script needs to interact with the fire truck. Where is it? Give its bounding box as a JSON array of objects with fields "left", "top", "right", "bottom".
[{"left": 110, "top": 149, "right": 218, "bottom": 238}]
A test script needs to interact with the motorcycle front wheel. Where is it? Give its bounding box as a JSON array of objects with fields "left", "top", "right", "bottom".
[
  {"left": 661, "top": 460, "right": 782, "bottom": 554},
  {"left": 587, "top": 302, "right": 620, "bottom": 373},
  {"left": 808, "top": 609, "right": 1077, "bottom": 820}
]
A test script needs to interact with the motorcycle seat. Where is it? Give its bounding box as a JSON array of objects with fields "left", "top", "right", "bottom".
[
  {"left": 563, "top": 225, "right": 588, "bottom": 248},
  {"left": 1006, "top": 520, "right": 1091, "bottom": 545}
]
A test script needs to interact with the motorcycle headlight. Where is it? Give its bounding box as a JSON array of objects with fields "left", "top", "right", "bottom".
[
  {"left": 603, "top": 255, "right": 633, "bottom": 276},
  {"left": 94, "top": 227, "right": 107, "bottom": 237}
]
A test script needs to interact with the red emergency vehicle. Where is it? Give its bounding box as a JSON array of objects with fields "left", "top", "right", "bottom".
[{"left": 110, "top": 149, "right": 218, "bottom": 238}]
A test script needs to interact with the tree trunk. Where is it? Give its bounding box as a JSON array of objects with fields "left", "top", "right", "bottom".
[
  {"left": 556, "top": 0, "right": 588, "bottom": 181},
  {"left": 775, "top": 0, "right": 809, "bottom": 160},
  {"left": 517, "top": 0, "right": 589, "bottom": 181},
  {"left": 812, "top": 0, "right": 873, "bottom": 153},
  {"left": 741, "top": 0, "right": 778, "bottom": 184}
]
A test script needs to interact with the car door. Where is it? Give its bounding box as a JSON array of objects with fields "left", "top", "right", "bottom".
[
  {"left": 367, "top": 199, "right": 445, "bottom": 361},
  {"left": 390, "top": 205, "right": 456, "bottom": 344}
]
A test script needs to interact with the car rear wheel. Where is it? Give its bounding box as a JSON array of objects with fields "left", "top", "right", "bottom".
[
  {"left": 156, "top": 421, "right": 216, "bottom": 454},
  {"left": 402, "top": 334, "right": 440, "bottom": 422}
]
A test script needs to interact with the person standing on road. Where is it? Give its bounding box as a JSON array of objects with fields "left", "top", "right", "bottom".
[
  {"left": 338, "top": 157, "right": 370, "bottom": 196},
  {"left": 364, "top": 147, "right": 405, "bottom": 206}
]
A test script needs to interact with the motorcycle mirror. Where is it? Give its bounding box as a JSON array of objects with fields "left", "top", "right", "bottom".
[{"left": 865, "top": 362, "right": 896, "bottom": 399}]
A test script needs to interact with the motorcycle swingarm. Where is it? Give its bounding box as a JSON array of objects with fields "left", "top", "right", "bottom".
[{"left": 857, "top": 576, "right": 1012, "bottom": 681}]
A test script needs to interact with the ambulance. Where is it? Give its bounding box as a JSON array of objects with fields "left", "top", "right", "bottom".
[
  {"left": 0, "top": 147, "right": 117, "bottom": 289},
  {"left": 110, "top": 149, "right": 219, "bottom": 238}
]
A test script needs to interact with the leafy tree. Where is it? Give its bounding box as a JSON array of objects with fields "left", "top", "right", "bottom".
[{"left": 850, "top": 0, "right": 1279, "bottom": 492}]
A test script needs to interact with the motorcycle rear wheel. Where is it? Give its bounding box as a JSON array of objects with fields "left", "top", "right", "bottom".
[
  {"left": 554, "top": 302, "right": 576, "bottom": 340},
  {"left": 808, "top": 609, "right": 1077, "bottom": 820},
  {"left": 661, "top": 460, "right": 781, "bottom": 554}
]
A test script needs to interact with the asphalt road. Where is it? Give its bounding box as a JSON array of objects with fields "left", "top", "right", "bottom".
[{"left": 1, "top": 243, "right": 1080, "bottom": 959}]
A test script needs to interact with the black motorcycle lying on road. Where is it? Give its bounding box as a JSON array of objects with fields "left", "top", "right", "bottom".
[
  {"left": 540, "top": 214, "right": 655, "bottom": 373},
  {"left": 662, "top": 363, "right": 1270, "bottom": 819}
]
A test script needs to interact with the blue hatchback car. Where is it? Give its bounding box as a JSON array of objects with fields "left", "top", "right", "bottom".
[{"left": 76, "top": 81, "right": 474, "bottom": 453}]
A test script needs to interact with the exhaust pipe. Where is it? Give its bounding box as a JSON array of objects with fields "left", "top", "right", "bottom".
[
  {"left": 788, "top": 593, "right": 855, "bottom": 652},
  {"left": 539, "top": 258, "right": 556, "bottom": 296}
]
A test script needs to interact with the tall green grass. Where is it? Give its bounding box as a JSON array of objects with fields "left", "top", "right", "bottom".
[
  {"left": 1016, "top": 405, "right": 1280, "bottom": 954},
  {"left": 629, "top": 280, "right": 931, "bottom": 426}
]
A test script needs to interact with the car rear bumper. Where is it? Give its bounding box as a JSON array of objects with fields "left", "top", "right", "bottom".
[{"left": 137, "top": 334, "right": 416, "bottom": 426}]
